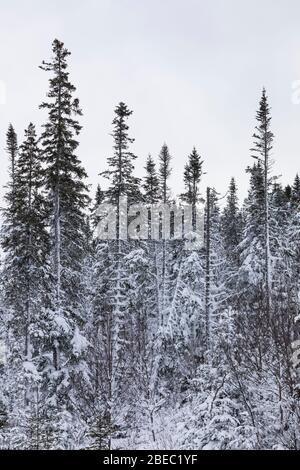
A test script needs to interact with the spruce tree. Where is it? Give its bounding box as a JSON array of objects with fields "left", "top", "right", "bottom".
[
  {"left": 39, "top": 39, "right": 89, "bottom": 447},
  {"left": 180, "top": 147, "right": 203, "bottom": 205},
  {"left": 222, "top": 178, "right": 242, "bottom": 268},
  {"left": 2, "top": 125, "right": 18, "bottom": 250},
  {"left": 14, "top": 123, "right": 50, "bottom": 367},
  {"left": 90, "top": 184, "right": 105, "bottom": 232},
  {"left": 251, "top": 88, "right": 274, "bottom": 318},
  {"left": 0, "top": 124, "right": 22, "bottom": 447},
  {"left": 1, "top": 123, "right": 51, "bottom": 448},
  {"left": 93, "top": 102, "right": 142, "bottom": 448},
  {"left": 101, "top": 102, "right": 141, "bottom": 207},
  {"left": 158, "top": 144, "right": 172, "bottom": 203},
  {"left": 5, "top": 124, "right": 18, "bottom": 195},
  {"left": 143, "top": 154, "right": 160, "bottom": 204},
  {"left": 292, "top": 174, "right": 300, "bottom": 206},
  {"left": 180, "top": 147, "right": 203, "bottom": 230}
]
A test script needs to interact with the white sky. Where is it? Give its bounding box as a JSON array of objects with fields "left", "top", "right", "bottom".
[{"left": 0, "top": 0, "right": 300, "bottom": 204}]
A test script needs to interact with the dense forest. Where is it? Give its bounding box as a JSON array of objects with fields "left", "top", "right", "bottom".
[{"left": 0, "top": 38, "right": 300, "bottom": 450}]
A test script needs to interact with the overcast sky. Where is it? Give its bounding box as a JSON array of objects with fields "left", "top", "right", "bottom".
[{"left": 0, "top": 0, "right": 300, "bottom": 203}]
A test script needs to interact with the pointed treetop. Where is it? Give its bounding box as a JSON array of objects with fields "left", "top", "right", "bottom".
[
  {"left": 143, "top": 154, "right": 160, "bottom": 204},
  {"left": 180, "top": 147, "right": 203, "bottom": 205},
  {"left": 6, "top": 124, "right": 18, "bottom": 152},
  {"left": 158, "top": 143, "right": 172, "bottom": 203}
]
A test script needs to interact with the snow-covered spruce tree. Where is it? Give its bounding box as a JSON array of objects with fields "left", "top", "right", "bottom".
[
  {"left": 13, "top": 124, "right": 51, "bottom": 450},
  {"left": 158, "top": 143, "right": 172, "bottom": 204},
  {"left": 236, "top": 91, "right": 275, "bottom": 377},
  {"left": 5, "top": 124, "right": 18, "bottom": 195},
  {"left": 0, "top": 124, "right": 22, "bottom": 448},
  {"left": 220, "top": 178, "right": 243, "bottom": 310},
  {"left": 180, "top": 147, "right": 204, "bottom": 230},
  {"left": 0, "top": 125, "right": 27, "bottom": 448},
  {"left": 90, "top": 102, "right": 142, "bottom": 448},
  {"left": 142, "top": 153, "right": 161, "bottom": 328},
  {"left": 156, "top": 143, "right": 172, "bottom": 329},
  {"left": 203, "top": 189, "right": 229, "bottom": 355},
  {"left": 233, "top": 94, "right": 300, "bottom": 448},
  {"left": 221, "top": 178, "right": 243, "bottom": 269},
  {"left": 1, "top": 125, "right": 18, "bottom": 252},
  {"left": 143, "top": 154, "right": 160, "bottom": 242},
  {"left": 236, "top": 162, "right": 269, "bottom": 378},
  {"left": 291, "top": 174, "right": 300, "bottom": 206},
  {"left": 143, "top": 154, "right": 160, "bottom": 205},
  {"left": 141, "top": 144, "right": 175, "bottom": 416},
  {"left": 163, "top": 148, "right": 205, "bottom": 381},
  {"left": 0, "top": 123, "right": 51, "bottom": 449},
  {"left": 233, "top": 161, "right": 275, "bottom": 447},
  {"left": 250, "top": 88, "right": 274, "bottom": 319},
  {"left": 101, "top": 102, "right": 141, "bottom": 208},
  {"left": 90, "top": 184, "right": 105, "bottom": 233},
  {"left": 142, "top": 151, "right": 165, "bottom": 332},
  {"left": 39, "top": 39, "right": 90, "bottom": 448}
]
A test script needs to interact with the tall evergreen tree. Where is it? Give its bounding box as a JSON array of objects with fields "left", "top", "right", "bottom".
[
  {"left": 39, "top": 39, "right": 89, "bottom": 447},
  {"left": 143, "top": 154, "right": 160, "bottom": 204},
  {"left": 222, "top": 178, "right": 242, "bottom": 268},
  {"left": 180, "top": 147, "right": 203, "bottom": 230},
  {"left": 2, "top": 125, "right": 18, "bottom": 250},
  {"left": 158, "top": 144, "right": 172, "bottom": 203},
  {"left": 0, "top": 124, "right": 22, "bottom": 447},
  {"left": 180, "top": 147, "right": 203, "bottom": 205},
  {"left": 251, "top": 88, "right": 274, "bottom": 318},
  {"left": 101, "top": 102, "right": 141, "bottom": 207},
  {"left": 1, "top": 123, "right": 51, "bottom": 448},
  {"left": 5, "top": 124, "right": 18, "bottom": 195},
  {"left": 92, "top": 102, "right": 142, "bottom": 448}
]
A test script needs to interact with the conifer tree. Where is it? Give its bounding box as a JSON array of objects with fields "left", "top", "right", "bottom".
[
  {"left": 204, "top": 188, "right": 227, "bottom": 355},
  {"left": 94, "top": 184, "right": 105, "bottom": 206},
  {"left": 101, "top": 102, "right": 141, "bottom": 207},
  {"left": 180, "top": 147, "right": 203, "bottom": 205},
  {"left": 1, "top": 123, "right": 51, "bottom": 448},
  {"left": 6, "top": 124, "right": 18, "bottom": 195},
  {"left": 2, "top": 125, "right": 18, "bottom": 250},
  {"left": 222, "top": 178, "right": 242, "bottom": 268},
  {"left": 90, "top": 184, "right": 105, "bottom": 232},
  {"left": 143, "top": 154, "right": 160, "bottom": 204},
  {"left": 93, "top": 102, "right": 142, "bottom": 448},
  {"left": 156, "top": 144, "right": 173, "bottom": 329},
  {"left": 180, "top": 147, "right": 203, "bottom": 230},
  {"left": 291, "top": 174, "right": 300, "bottom": 206},
  {"left": 0, "top": 124, "right": 22, "bottom": 446},
  {"left": 39, "top": 39, "right": 89, "bottom": 446},
  {"left": 158, "top": 144, "right": 172, "bottom": 203},
  {"left": 251, "top": 88, "right": 274, "bottom": 318}
]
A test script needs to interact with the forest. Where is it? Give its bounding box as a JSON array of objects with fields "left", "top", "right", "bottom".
[{"left": 0, "top": 38, "right": 300, "bottom": 450}]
